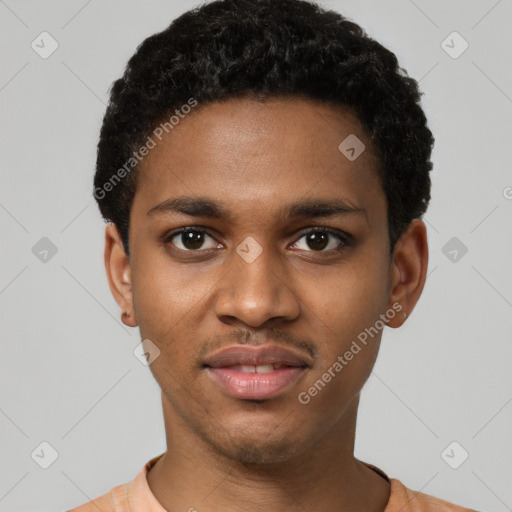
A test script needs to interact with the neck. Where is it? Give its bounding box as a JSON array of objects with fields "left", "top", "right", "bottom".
[{"left": 146, "top": 394, "right": 390, "bottom": 512}]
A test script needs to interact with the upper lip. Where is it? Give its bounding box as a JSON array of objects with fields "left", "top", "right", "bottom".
[{"left": 203, "top": 344, "right": 311, "bottom": 368}]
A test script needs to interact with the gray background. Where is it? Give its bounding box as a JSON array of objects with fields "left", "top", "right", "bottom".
[{"left": 1, "top": 0, "right": 511, "bottom": 510}]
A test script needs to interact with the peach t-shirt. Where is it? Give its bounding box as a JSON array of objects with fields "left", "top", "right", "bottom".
[{"left": 68, "top": 453, "right": 477, "bottom": 512}]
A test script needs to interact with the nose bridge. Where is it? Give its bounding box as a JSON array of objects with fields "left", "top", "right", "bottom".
[
  {"left": 236, "top": 237, "right": 279, "bottom": 292},
  {"left": 214, "top": 237, "right": 300, "bottom": 326}
]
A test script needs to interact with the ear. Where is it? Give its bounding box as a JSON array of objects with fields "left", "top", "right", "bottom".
[
  {"left": 385, "top": 219, "right": 429, "bottom": 328},
  {"left": 104, "top": 222, "right": 138, "bottom": 327}
]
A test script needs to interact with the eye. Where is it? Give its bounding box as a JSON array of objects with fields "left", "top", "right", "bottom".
[
  {"left": 164, "top": 227, "right": 220, "bottom": 251},
  {"left": 163, "top": 226, "right": 351, "bottom": 253},
  {"left": 291, "top": 227, "right": 351, "bottom": 252}
]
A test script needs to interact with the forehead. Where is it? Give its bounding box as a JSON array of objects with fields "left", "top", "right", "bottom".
[{"left": 133, "top": 97, "right": 385, "bottom": 224}]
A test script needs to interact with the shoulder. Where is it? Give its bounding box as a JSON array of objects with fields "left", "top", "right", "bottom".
[
  {"left": 67, "top": 482, "right": 128, "bottom": 512},
  {"left": 66, "top": 454, "right": 164, "bottom": 512},
  {"left": 387, "top": 478, "right": 477, "bottom": 512}
]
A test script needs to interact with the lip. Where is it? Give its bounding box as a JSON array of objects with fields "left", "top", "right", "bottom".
[
  {"left": 203, "top": 344, "right": 312, "bottom": 368},
  {"left": 203, "top": 344, "right": 311, "bottom": 400},
  {"left": 207, "top": 366, "right": 306, "bottom": 400}
]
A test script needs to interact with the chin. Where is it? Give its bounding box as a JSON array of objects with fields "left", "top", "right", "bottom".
[
  {"left": 218, "top": 436, "right": 299, "bottom": 464},
  {"left": 207, "top": 421, "right": 304, "bottom": 464}
]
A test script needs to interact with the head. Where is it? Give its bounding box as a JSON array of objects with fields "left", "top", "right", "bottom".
[{"left": 98, "top": 0, "right": 432, "bottom": 464}]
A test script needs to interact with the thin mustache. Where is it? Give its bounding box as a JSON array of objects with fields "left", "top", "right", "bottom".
[{"left": 197, "top": 329, "right": 317, "bottom": 361}]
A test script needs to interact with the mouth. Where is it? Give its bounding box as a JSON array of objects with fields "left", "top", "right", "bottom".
[
  {"left": 205, "top": 365, "right": 307, "bottom": 400},
  {"left": 203, "top": 345, "right": 311, "bottom": 400}
]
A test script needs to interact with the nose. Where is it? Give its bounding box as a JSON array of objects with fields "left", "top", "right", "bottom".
[{"left": 214, "top": 240, "right": 301, "bottom": 328}]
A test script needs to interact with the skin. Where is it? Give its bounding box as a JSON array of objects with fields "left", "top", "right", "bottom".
[{"left": 104, "top": 97, "right": 428, "bottom": 512}]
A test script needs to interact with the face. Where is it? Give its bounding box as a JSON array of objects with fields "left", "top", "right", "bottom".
[{"left": 106, "top": 97, "right": 427, "bottom": 464}]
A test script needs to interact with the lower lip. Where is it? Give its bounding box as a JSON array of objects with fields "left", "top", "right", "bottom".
[{"left": 206, "top": 367, "right": 306, "bottom": 400}]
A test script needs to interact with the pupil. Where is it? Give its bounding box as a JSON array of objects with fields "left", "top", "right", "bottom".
[
  {"left": 178, "top": 231, "right": 330, "bottom": 251},
  {"left": 308, "top": 232, "right": 328, "bottom": 251},
  {"left": 183, "top": 230, "right": 204, "bottom": 250}
]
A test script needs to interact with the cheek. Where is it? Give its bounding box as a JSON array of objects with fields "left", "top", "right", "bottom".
[
  {"left": 306, "top": 264, "right": 388, "bottom": 335},
  {"left": 130, "top": 261, "right": 219, "bottom": 390},
  {"left": 131, "top": 252, "right": 210, "bottom": 335},
  {"left": 296, "top": 355, "right": 371, "bottom": 429},
  {"left": 299, "top": 258, "right": 388, "bottom": 385},
  {"left": 297, "top": 311, "right": 382, "bottom": 416}
]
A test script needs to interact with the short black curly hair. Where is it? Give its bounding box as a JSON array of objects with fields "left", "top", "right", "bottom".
[{"left": 93, "top": 0, "right": 434, "bottom": 258}]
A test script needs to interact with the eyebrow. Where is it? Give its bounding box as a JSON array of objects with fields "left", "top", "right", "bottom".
[{"left": 147, "top": 196, "right": 367, "bottom": 223}]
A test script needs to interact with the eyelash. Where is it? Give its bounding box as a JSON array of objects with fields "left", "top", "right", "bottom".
[{"left": 162, "top": 226, "right": 352, "bottom": 253}]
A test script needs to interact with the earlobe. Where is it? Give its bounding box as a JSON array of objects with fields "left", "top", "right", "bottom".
[
  {"left": 385, "top": 219, "right": 429, "bottom": 329},
  {"left": 104, "top": 222, "right": 138, "bottom": 327}
]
